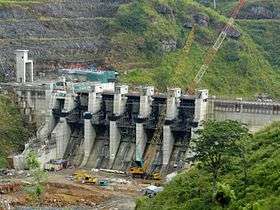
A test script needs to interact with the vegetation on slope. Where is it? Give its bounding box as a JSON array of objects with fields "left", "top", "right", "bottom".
[
  {"left": 109, "top": 0, "right": 280, "bottom": 98},
  {"left": 197, "top": 0, "right": 280, "bottom": 70},
  {"left": 0, "top": 95, "right": 28, "bottom": 168},
  {"left": 239, "top": 19, "right": 280, "bottom": 69},
  {"left": 136, "top": 121, "right": 280, "bottom": 209}
]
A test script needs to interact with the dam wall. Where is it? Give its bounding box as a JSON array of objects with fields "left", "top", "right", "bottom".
[
  {"left": 208, "top": 99, "right": 280, "bottom": 132},
  {"left": 2, "top": 81, "right": 207, "bottom": 171}
]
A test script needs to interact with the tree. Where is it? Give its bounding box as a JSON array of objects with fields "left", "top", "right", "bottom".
[
  {"left": 25, "top": 151, "right": 48, "bottom": 203},
  {"left": 190, "top": 120, "right": 249, "bottom": 195},
  {"left": 26, "top": 151, "right": 40, "bottom": 169}
]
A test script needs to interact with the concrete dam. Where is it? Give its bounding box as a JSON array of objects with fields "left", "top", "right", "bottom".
[
  {"left": 6, "top": 81, "right": 208, "bottom": 172},
  {"left": 2, "top": 50, "right": 280, "bottom": 171}
]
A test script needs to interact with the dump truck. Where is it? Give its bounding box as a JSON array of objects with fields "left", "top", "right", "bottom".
[{"left": 44, "top": 159, "right": 68, "bottom": 171}]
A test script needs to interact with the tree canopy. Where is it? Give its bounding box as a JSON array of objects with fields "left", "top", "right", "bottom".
[{"left": 190, "top": 120, "right": 249, "bottom": 193}]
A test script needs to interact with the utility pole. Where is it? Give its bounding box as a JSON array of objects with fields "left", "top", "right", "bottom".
[{"left": 213, "top": 0, "right": 217, "bottom": 9}]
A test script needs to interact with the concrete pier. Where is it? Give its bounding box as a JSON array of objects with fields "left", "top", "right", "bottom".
[
  {"left": 162, "top": 88, "right": 181, "bottom": 167},
  {"left": 88, "top": 84, "right": 103, "bottom": 113},
  {"left": 166, "top": 88, "right": 181, "bottom": 121},
  {"left": 81, "top": 115, "right": 96, "bottom": 167},
  {"left": 194, "top": 90, "right": 209, "bottom": 123},
  {"left": 109, "top": 85, "right": 128, "bottom": 166},
  {"left": 64, "top": 93, "right": 76, "bottom": 112},
  {"left": 135, "top": 123, "right": 147, "bottom": 161},
  {"left": 109, "top": 121, "right": 121, "bottom": 165},
  {"left": 113, "top": 85, "right": 128, "bottom": 116},
  {"left": 162, "top": 125, "right": 174, "bottom": 166},
  {"left": 138, "top": 86, "right": 154, "bottom": 118},
  {"left": 136, "top": 86, "right": 154, "bottom": 161},
  {"left": 81, "top": 85, "right": 103, "bottom": 166},
  {"left": 15, "top": 50, "right": 33, "bottom": 83},
  {"left": 52, "top": 117, "right": 71, "bottom": 159}
]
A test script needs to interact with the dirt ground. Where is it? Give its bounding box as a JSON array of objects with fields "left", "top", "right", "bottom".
[{"left": 0, "top": 168, "right": 152, "bottom": 210}]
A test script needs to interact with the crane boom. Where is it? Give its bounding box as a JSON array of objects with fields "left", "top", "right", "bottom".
[
  {"left": 172, "top": 26, "right": 196, "bottom": 86},
  {"left": 188, "top": 0, "right": 245, "bottom": 94},
  {"left": 143, "top": 105, "right": 166, "bottom": 173}
]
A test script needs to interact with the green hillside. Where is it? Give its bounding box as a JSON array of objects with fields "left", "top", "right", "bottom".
[
  {"left": 109, "top": 0, "right": 280, "bottom": 98},
  {"left": 137, "top": 122, "right": 280, "bottom": 210},
  {"left": 0, "top": 95, "right": 28, "bottom": 168}
]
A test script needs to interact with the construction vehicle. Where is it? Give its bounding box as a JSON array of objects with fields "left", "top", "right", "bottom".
[
  {"left": 128, "top": 106, "right": 166, "bottom": 180},
  {"left": 187, "top": 0, "right": 246, "bottom": 94},
  {"left": 44, "top": 159, "right": 68, "bottom": 171},
  {"left": 73, "top": 170, "right": 97, "bottom": 184},
  {"left": 98, "top": 179, "right": 109, "bottom": 187}
]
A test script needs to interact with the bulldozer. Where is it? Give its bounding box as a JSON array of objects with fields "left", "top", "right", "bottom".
[{"left": 73, "top": 170, "right": 97, "bottom": 184}]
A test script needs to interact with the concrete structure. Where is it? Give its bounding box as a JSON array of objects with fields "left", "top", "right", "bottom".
[
  {"left": 7, "top": 50, "right": 280, "bottom": 172},
  {"left": 207, "top": 98, "right": 280, "bottom": 132},
  {"left": 136, "top": 86, "right": 154, "bottom": 162},
  {"left": 88, "top": 84, "right": 103, "bottom": 113},
  {"left": 15, "top": 50, "right": 33, "bottom": 83},
  {"left": 109, "top": 85, "right": 128, "bottom": 166},
  {"left": 52, "top": 117, "right": 71, "bottom": 159},
  {"left": 81, "top": 85, "right": 103, "bottom": 166},
  {"left": 7, "top": 78, "right": 280, "bottom": 172},
  {"left": 63, "top": 93, "right": 76, "bottom": 112},
  {"left": 81, "top": 113, "right": 96, "bottom": 167},
  {"left": 162, "top": 88, "right": 181, "bottom": 167},
  {"left": 165, "top": 88, "right": 181, "bottom": 121},
  {"left": 113, "top": 85, "right": 128, "bottom": 116},
  {"left": 138, "top": 86, "right": 154, "bottom": 118},
  {"left": 194, "top": 89, "right": 209, "bottom": 123}
]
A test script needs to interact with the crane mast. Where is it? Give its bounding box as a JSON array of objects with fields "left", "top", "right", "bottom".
[{"left": 188, "top": 0, "right": 245, "bottom": 94}]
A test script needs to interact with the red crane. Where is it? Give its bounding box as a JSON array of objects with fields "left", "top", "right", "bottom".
[{"left": 187, "top": 0, "right": 246, "bottom": 94}]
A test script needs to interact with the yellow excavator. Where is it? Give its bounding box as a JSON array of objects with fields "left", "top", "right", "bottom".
[
  {"left": 73, "top": 170, "right": 97, "bottom": 184},
  {"left": 128, "top": 106, "right": 166, "bottom": 180}
]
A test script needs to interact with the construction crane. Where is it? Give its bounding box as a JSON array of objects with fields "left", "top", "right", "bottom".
[
  {"left": 128, "top": 105, "right": 166, "bottom": 180},
  {"left": 171, "top": 25, "right": 196, "bottom": 87},
  {"left": 187, "top": 0, "right": 246, "bottom": 95}
]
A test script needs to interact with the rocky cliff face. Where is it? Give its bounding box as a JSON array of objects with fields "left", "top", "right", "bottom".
[
  {"left": 0, "top": 0, "right": 131, "bottom": 80},
  {"left": 238, "top": 2, "right": 280, "bottom": 19}
]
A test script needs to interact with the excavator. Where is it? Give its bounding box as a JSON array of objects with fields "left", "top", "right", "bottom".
[
  {"left": 128, "top": 106, "right": 166, "bottom": 180},
  {"left": 73, "top": 170, "right": 97, "bottom": 184},
  {"left": 128, "top": 0, "right": 245, "bottom": 180}
]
